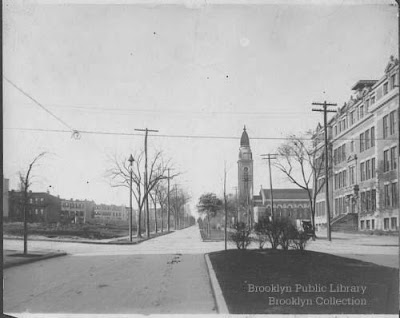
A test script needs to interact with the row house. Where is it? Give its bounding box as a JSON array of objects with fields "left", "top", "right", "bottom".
[
  {"left": 313, "top": 56, "right": 399, "bottom": 232},
  {"left": 94, "top": 204, "right": 130, "bottom": 223},
  {"left": 8, "top": 190, "right": 61, "bottom": 223},
  {"left": 61, "top": 199, "right": 95, "bottom": 224}
]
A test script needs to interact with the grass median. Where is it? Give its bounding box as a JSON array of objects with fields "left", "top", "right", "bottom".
[{"left": 208, "top": 249, "right": 398, "bottom": 314}]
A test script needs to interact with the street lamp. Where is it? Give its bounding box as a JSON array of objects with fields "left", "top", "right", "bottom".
[{"left": 128, "top": 154, "right": 134, "bottom": 242}]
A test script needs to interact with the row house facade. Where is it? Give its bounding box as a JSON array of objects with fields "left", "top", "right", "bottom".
[
  {"left": 61, "top": 199, "right": 95, "bottom": 224},
  {"left": 314, "top": 56, "right": 399, "bottom": 232},
  {"left": 94, "top": 204, "right": 130, "bottom": 223},
  {"left": 8, "top": 191, "right": 62, "bottom": 223}
]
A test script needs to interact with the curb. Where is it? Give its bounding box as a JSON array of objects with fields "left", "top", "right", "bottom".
[
  {"left": 4, "top": 252, "right": 67, "bottom": 269},
  {"left": 204, "top": 253, "right": 229, "bottom": 314},
  {"left": 3, "top": 230, "right": 175, "bottom": 245}
]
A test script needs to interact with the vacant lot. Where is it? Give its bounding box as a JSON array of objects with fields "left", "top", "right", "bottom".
[
  {"left": 209, "top": 249, "right": 398, "bottom": 314},
  {"left": 3, "top": 222, "right": 133, "bottom": 240}
]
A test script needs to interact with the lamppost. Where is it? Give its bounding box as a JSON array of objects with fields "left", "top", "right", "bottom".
[{"left": 128, "top": 154, "right": 134, "bottom": 242}]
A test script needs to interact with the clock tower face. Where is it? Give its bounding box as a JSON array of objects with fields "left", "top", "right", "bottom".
[{"left": 238, "top": 127, "right": 253, "bottom": 207}]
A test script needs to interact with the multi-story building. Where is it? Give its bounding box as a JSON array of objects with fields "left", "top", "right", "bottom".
[
  {"left": 9, "top": 191, "right": 62, "bottom": 223},
  {"left": 313, "top": 56, "right": 399, "bottom": 232},
  {"left": 60, "top": 199, "right": 95, "bottom": 224},
  {"left": 93, "top": 204, "right": 130, "bottom": 223}
]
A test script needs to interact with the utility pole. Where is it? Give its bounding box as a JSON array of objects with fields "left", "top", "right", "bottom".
[
  {"left": 233, "top": 186, "right": 238, "bottom": 224},
  {"left": 261, "top": 154, "right": 278, "bottom": 221},
  {"left": 312, "top": 101, "right": 337, "bottom": 241},
  {"left": 167, "top": 168, "right": 171, "bottom": 232},
  {"left": 224, "top": 163, "right": 228, "bottom": 250},
  {"left": 135, "top": 128, "right": 158, "bottom": 238},
  {"left": 175, "top": 184, "right": 178, "bottom": 230},
  {"left": 153, "top": 192, "right": 158, "bottom": 234}
]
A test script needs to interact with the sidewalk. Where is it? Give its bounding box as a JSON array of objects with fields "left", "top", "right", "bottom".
[
  {"left": 3, "top": 229, "right": 174, "bottom": 245},
  {"left": 4, "top": 249, "right": 67, "bottom": 269}
]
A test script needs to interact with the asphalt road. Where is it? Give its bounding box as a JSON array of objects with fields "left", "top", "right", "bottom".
[{"left": 4, "top": 226, "right": 223, "bottom": 315}]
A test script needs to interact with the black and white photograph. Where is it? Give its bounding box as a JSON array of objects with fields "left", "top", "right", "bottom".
[{"left": 2, "top": 0, "right": 399, "bottom": 316}]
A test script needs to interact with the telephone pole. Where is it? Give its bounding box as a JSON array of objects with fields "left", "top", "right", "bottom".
[
  {"left": 135, "top": 128, "right": 159, "bottom": 238},
  {"left": 167, "top": 168, "right": 171, "bottom": 232},
  {"left": 312, "top": 101, "right": 336, "bottom": 241},
  {"left": 261, "top": 153, "right": 278, "bottom": 221},
  {"left": 224, "top": 163, "right": 228, "bottom": 250}
]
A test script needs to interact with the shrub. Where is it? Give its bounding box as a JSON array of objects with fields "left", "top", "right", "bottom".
[
  {"left": 279, "top": 218, "right": 298, "bottom": 250},
  {"left": 229, "top": 222, "right": 252, "bottom": 249},
  {"left": 290, "top": 230, "right": 310, "bottom": 251}
]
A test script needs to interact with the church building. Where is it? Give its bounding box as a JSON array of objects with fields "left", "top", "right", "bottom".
[{"left": 237, "top": 126, "right": 311, "bottom": 226}]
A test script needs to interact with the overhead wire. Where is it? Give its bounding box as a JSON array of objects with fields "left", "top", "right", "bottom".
[{"left": 4, "top": 127, "right": 398, "bottom": 142}]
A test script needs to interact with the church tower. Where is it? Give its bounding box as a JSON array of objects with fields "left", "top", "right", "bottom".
[{"left": 238, "top": 126, "right": 253, "bottom": 223}]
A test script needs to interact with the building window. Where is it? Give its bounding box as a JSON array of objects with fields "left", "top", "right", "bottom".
[
  {"left": 366, "top": 191, "right": 371, "bottom": 211},
  {"left": 365, "top": 99, "right": 370, "bottom": 111},
  {"left": 365, "top": 160, "right": 370, "bottom": 180},
  {"left": 371, "top": 158, "right": 376, "bottom": 178},
  {"left": 389, "top": 110, "right": 397, "bottom": 135},
  {"left": 360, "top": 192, "right": 365, "bottom": 211},
  {"left": 359, "top": 105, "right": 364, "bottom": 119},
  {"left": 384, "top": 184, "right": 390, "bottom": 207},
  {"left": 365, "top": 130, "right": 370, "bottom": 149},
  {"left": 370, "top": 126, "right": 375, "bottom": 147},
  {"left": 371, "top": 95, "right": 375, "bottom": 105},
  {"left": 360, "top": 162, "right": 365, "bottom": 181},
  {"left": 349, "top": 166, "right": 355, "bottom": 185},
  {"left": 392, "top": 182, "right": 398, "bottom": 207},
  {"left": 334, "top": 125, "right": 337, "bottom": 136},
  {"left": 390, "top": 74, "right": 396, "bottom": 89},
  {"left": 360, "top": 220, "right": 365, "bottom": 230},
  {"left": 390, "top": 146, "right": 397, "bottom": 170},
  {"left": 384, "top": 150, "right": 390, "bottom": 172},
  {"left": 350, "top": 111, "right": 354, "bottom": 126},
  {"left": 371, "top": 189, "right": 376, "bottom": 211},
  {"left": 391, "top": 217, "right": 398, "bottom": 230},
  {"left": 383, "top": 115, "right": 389, "bottom": 138},
  {"left": 350, "top": 140, "right": 354, "bottom": 152},
  {"left": 371, "top": 219, "right": 375, "bottom": 230},
  {"left": 383, "top": 82, "right": 388, "bottom": 95},
  {"left": 360, "top": 133, "right": 364, "bottom": 152},
  {"left": 384, "top": 218, "right": 390, "bottom": 230},
  {"left": 366, "top": 220, "right": 370, "bottom": 230}
]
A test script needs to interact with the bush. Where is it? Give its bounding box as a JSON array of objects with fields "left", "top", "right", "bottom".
[
  {"left": 290, "top": 230, "right": 310, "bottom": 251},
  {"left": 229, "top": 222, "right": 252, "bottom": 249},
  {"left": 253, "top": 217, "right": 310, "bottom": 251}
]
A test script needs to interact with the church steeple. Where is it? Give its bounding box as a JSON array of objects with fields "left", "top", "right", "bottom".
[
  {"left": 238, "top": 126, "right": 254, "bottom": 225},
  {"left": 240, "top": 126, "right": 250, "bottom": 147}
]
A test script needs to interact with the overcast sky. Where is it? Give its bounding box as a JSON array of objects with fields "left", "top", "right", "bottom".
[{"left": 3, "top": 0, "right": 397, "bottom": 215}]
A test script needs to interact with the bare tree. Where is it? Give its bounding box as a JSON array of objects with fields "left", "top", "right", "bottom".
[
  {"left": 19, "top": 152, "right": 47, "bottom": 255},
  {"left": 107, "top": 150, "right": 178, "bottom": 238},
  {"left": 154, "top": 182, "right": 168, "bottom": 232},
  {"left": 274, "top": 131, "right": 326, "bottom": 234}
]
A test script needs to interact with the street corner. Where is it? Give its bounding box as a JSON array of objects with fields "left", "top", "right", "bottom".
[{"left": 3, "top": 249, "right": 67, "bottom": 269}]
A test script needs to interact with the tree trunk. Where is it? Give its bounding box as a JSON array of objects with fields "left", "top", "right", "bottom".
[
  {"left": 136, "top": 206, "right": 142, "bottom": 238},
  {"left": 154, "top": 197, "right": 158, "bottom": 234},
  {"left": 23, "top": 194, "right": 28, "bottom": 255}
]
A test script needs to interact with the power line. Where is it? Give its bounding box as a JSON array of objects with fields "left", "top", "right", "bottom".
[
  {"left": 3, "top": 77, "right": 75, "bottom": 132},
  {"left": 12, "top": 102, "right": 319, "bottom": 117},
  {"left": 4, "top": 127, "right": 399, "bottom": 142}
]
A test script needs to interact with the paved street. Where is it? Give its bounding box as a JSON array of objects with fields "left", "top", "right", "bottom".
[
  {"left": 4, "top": 226, "right": 224, "bottom": 315},
  {"left": 4, "top": 225, "right": 398, "bottom": 315}
]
